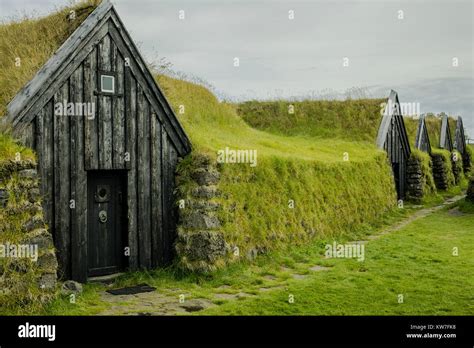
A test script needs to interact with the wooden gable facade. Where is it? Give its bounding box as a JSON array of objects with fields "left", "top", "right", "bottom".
[
  {"left": 376, "top": 90, "right": 411, "bottom": 199},
  {"left": 439, "top": 115, "right": 453, "bottom": 151},
  {"left": 454, "top": 117, "right": 466, "bottom": 155},
  {"left": 414, "top": 115, "right": 432, "bottom": 155},
  {"left": 6, "top": 1, "right": 191, "bottom": 282}
]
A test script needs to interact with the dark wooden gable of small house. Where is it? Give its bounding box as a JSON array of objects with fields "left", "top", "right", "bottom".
[
  {"left": 439, "top": 115, "right": 454, "bottom": 152},
  {"left": 376, "top": 90, "right": 411, "bottom": 199},
  {"left": 454, "top": 117, "right": 466, "bottom": 156},
  {"left": 414, "top": 115, "right": 432, "bottom": 155},
  {"left": 6, "top": 0, "right": 191, "bottom": 282}
]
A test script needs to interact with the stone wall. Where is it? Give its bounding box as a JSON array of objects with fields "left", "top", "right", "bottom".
[
  {"left": 406, "top": 155, "right": 424, "bottom": 202},
  {"left": 451, "top": 151, "right": 464, "bottom": 185},
  {"left": 431, "top": 151, "right": 454, "bottom": 191},
  {"left": 175, "top": 154, "right": 230, "bottom": 272},
  {"left": 0, "top": 160, "right": 57, "bottom": 308},
  {"left": 406, "top": 151, "right": 436, "bottom": 202}
]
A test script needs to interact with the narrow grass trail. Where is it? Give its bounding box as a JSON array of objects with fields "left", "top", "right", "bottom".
[{"left": 55, "top": 194, "right": 470, "bottom": 316}]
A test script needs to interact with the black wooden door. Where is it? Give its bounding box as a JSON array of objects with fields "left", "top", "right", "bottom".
[{"left": 87, "top": 171, "right": 126, "bottom": 277}]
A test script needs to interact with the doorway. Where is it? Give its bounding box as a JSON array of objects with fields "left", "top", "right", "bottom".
[{"left": 87, "top": 171, "right": 127, "bottom": 277}]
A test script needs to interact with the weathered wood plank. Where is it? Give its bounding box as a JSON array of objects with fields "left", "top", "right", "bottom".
[
  {"left": 18, "top": 123, "right": 35, "bottom": 148},
  {"left": 84, "top": 47, "right": 99, "bottom": 170},
  {"left": 70, "top": 64, "right": 88, "bottom": 282},
  {"left": 69, "top": 70, "right": 78, "bottom": 281},
  {"left": 161, "top": 129, "right": 170, "bottom": 263},
  {"left": 99, "top": 94, "right": 113, "bottom": 169},
  {"left": 107, "top": 24, "right": 190, "bottom": 157},
  {"left": 34, "top": 113, "right": 43, "bottom": 186},
  {"left": 54, "top": 81, "right": 71, "bottom": 278},
  {"left": 109, "top": 14, "right": 191, "bottom": 155},
  {"left": 137, "top": 87, "right": 151, "bottom": 268},
  {"left": 126, "top": 72, "right": 138, "bottom": 269},
  {"left": 150, "top": 113, "right": 163, "bottom": 267},
  {"left": 35, "top": 111, "right": 47, "bottom": 231},
  {"left": 99, "top": 34, "right": 112, "bottom": 71},
  {"left": 98, "top": 35, "right": 113, "bottom": 169},
  {"left": 41, "top": 100, "right": 54, "bottom": 230},
  {"left": 112, "top": 45, "right": 125, "bottom": 168},
  {"left": 167, "top": 144, "right": 179, "bottom": 262}
]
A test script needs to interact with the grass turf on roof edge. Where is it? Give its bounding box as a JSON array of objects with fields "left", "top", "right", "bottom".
[{"left": 0, "top": 0, "right": 100, "bottom": 117}]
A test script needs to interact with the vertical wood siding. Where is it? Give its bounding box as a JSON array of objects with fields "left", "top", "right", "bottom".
[{"left": 31, "top": 25, "right": 181, "bottom": 280}]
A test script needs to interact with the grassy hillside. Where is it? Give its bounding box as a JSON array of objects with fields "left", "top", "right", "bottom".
[
  {"left": 403, "top": 117, "right": 419, "bottom": 146},
  {"left": 237, "top": 99, "right": 385, "bottom": 142},
  {"left": 157, "top": 75, "right": 397, "bottom": 269},
  {"left": 157, "top": 76, "right": 381, "bottom": 162},
  {"left": 0, "top": 0, "right": 98, "bottom": 162},
  {"left": 0, "top": 0, "right": 99, "bottom": 117}
]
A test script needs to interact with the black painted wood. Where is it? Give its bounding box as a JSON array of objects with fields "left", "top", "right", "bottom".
[
  {"left": 87, "top": 171, "right": 126, "bottom": 276},
  {"left": 7, "top": 2, "right": 191, "bottom": 281},
  {"left": 376, "top": 91, "right": 411, "bottom": 200}
]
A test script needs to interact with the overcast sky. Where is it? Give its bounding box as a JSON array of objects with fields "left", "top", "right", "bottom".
[{"left": 1, "top": 0, "right": 473, "bottom": 136}]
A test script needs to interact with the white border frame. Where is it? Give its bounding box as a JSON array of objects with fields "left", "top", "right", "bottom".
[{"left": 100, "top": 74, "right": 115, "bottom": 93}]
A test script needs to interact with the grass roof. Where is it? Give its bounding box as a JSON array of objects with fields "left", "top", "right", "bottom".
[{"left": 0, "top": 0, "right": 100, "bottom": 117}]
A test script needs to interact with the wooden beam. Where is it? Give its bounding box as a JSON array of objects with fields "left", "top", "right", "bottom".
[
  {"left": 125, "top": 70, "right": 138, "bottom": 270},
  {"left": 54, "top": 81, "right": 71, "bottom": 278},
  {"left": 150, "top": 112, "right": 163, "bottom": 267},
  {"left": 137, "top": 85, "right": 151, "bottom": 268}
]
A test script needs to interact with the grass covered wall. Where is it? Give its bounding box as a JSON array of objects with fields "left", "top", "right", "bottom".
[
  {"left": 158, "top": 75, "right": 398, "bottom": 271},
  {"left": 0, "top": 135, "right": 58, "bottom": 314},
  {"left": 431, "top": 149, "right": 456, "bottom": 191},
  {"left": 237, "top": 99, "right": 385, "bottom": 142},
  {"left": 406, "top": 150, "right": 436, "bottom": 202}
]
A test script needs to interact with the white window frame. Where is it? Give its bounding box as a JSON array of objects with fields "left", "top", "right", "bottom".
[{"left": 100, "top": 75, "right": 115, "bottom": 93}]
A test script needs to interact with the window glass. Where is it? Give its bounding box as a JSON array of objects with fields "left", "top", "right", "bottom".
[{"left": 101, "top": 75, "right": 114, "bottom": 93}]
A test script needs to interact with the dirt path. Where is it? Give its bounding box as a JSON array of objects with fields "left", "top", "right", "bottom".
[
  {"left": 96, "top": 194, "right": 465, "bottom": 316},
  {"left": 366, "top": 194, "right": 465, "bottom": 241}
]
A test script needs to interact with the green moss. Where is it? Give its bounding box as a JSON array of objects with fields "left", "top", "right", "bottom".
[
  {"left": 157, "top": 75, "right": 381, "bottom": 163},
  {"left": 0, "top": 169, "right": 53, "bottom": 315},
  {"left": 431, "top": 148, "right": 455, "bottom": 190},
  {"left": 216, "top": 153, "right": 396, "bottom": 255},
  {"left": 162, "top": 74, "right": 398, "bottom": 270},
  {"left": 408, "top": 149, "right": 437, "bottom": 202},
  {"left": 0, "top": 0, "right": 99, "bottom": 117},
  {"left": 236, "top": 99, "right": 385, "bottom": 142},
  {"left": 451, "top": 150, "right": 464, "bottom": 184},
  {"left": 0, "top": 132, "right": 35, "bottom": 165}
]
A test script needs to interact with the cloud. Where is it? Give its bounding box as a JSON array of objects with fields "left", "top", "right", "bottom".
[{"left": 1, "top": 0, "right": 472, "bottom": 136}]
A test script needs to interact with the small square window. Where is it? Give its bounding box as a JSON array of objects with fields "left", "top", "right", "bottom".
[{"left": 101, "top": 75, "right": 115, "bottom": 93}]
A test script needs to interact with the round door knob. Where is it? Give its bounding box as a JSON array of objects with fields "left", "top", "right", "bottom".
[{"left": 99, "top": 210, "right": 107, "bottom": 223}]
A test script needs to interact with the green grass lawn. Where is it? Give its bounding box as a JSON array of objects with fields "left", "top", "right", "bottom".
[
  {"left": 198, "top": 205, "right": 474, "bottom": 315},
  {"left": 41, "top": 200, "right": 473, "bottom": 316}
]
